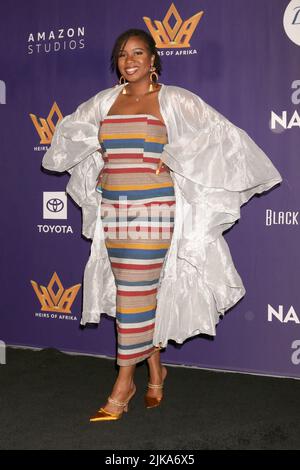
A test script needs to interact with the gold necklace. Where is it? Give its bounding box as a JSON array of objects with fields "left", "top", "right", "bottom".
[{"left": 122, "top": 84, "right": 159, "bottom": 102}]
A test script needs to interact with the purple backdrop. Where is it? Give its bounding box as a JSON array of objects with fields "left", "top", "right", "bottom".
[{"left": 0, "top": 0, "right": 298, "bottom": 377}]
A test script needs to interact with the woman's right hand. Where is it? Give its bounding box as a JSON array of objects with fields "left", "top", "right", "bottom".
[{"left": 156, "top": 158, "right": 170, "bottom": 175}]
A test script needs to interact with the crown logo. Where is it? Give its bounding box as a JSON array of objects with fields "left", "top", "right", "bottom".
[
  {"left": 31, "top": 272, "right": 81, "bottom": 314},
  {"left": 143, "top": 2, "right": 204, "bottom": 48},
  {"left": 29, "top": 102, "right": 63, "bottom": 145}
]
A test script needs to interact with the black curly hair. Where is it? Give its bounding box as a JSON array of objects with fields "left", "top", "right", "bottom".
[{"left": 110, "top": 28, "right": 162, "bottom": 80}]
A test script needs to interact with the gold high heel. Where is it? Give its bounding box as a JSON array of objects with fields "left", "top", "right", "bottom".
[
  {"left": 89, "top": 383, "right": 136, "bottom": 422},
  {"left": 144, "top": 366, "right": 167, "bottom": 409}
]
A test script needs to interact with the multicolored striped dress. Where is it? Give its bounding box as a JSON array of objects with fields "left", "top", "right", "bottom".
[{"left": 96, "top": 114, "right": 176, "bottom": 366}]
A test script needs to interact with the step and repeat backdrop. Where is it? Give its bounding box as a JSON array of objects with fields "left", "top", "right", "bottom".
[{"left": 0, "top": 0, "right": 299, "bottom": 377}]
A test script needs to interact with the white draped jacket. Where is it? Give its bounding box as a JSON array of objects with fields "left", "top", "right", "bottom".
[{"left": 42, "top": 83, "right": 282, "bottom": 348}]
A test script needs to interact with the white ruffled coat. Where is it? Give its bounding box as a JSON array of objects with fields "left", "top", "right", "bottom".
[{"left": 42, "top": 83, "right": 282, "bottom": 347}]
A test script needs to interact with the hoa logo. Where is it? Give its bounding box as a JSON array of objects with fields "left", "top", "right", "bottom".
[
  {"left": 283, "top": 0, "right": 300, "bottom": 46},
  {"left": 0, "top": 80, "right": 6, "bottom": 104},
  {"left": 143, "top": 2, "right": 204, "bottom": 49},
  {"left": 30, "top": 102, "right": 63, "bottom": 144},
  {"left": 31, "top": 272, "right": 81, "bottom": 314}
]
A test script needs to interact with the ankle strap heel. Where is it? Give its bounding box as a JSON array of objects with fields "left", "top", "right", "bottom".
[{"left": 147, "top": 382, "right": 164, "bottom": 389}]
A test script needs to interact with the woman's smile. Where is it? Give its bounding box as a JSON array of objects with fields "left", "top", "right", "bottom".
[{"left": 124, "top": 66, "right": 139, "bottom": 75}]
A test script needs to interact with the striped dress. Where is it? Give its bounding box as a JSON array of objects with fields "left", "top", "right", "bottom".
[{"left": 96, "top": 114, "right": 176, "bottom": 366}]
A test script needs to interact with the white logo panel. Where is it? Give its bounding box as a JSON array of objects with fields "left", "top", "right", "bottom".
[{"left": 43, "top": 192, "right": 67, "bottom": 220}]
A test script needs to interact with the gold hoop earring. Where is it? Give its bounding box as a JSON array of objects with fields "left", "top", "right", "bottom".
[
  {"left": 119, "top": 75, "right": 128, "bottom": 94},
  {"left": 149, "top": 66, "right": 159, "bottom": 92}
]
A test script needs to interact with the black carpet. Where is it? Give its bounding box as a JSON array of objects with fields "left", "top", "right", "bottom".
[{"left": 0, "top": 347, "right": 300, "bottom": 450}]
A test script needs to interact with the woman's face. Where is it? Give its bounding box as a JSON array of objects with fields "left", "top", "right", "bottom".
[{"left": 117, "top": 36, "right": 155, "bottom": 83}]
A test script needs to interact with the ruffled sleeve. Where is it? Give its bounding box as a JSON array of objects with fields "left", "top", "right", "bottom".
[
  {"left": 41, "top": 92, "right": 105, "bottom": 238},
  {"left": 161, "top": 88, "right": 282, "bottom": 207},
  {"left": 42, "top": 92, "right": 102, "bottom": 173}
]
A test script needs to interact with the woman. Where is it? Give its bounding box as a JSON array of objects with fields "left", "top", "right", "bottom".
[{"left": 42, "top": 29, "right": 282, "bottom": 422}]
